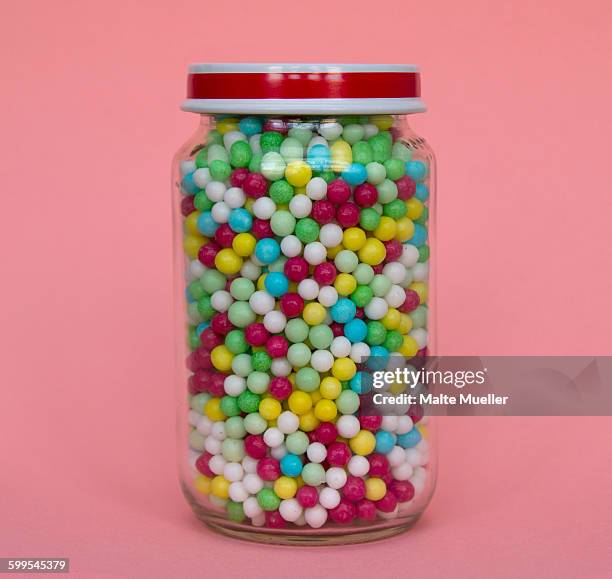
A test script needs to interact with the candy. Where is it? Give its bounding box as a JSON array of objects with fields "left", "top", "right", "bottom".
[{"left": 181, "top": 114, "right": 431, "bottom": 531}]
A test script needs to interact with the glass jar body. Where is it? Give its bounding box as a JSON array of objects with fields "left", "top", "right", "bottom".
[{"left": 173, "top": 113, "right": 436, "bottom": 545}]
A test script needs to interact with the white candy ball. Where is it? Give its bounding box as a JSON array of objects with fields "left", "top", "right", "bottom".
[
  {"left": 363, "top": 123, "right": 379, "bottom": 138},
  {"left": 318, "top": 285, "right": 338, "bottom": 307},
  {"left": 240, "top": 260, "right": 262, "bottom": 280},
  {"left": 347, "top": 455, "right": 370, "bottom": 477},
  {"left": 243, "top": 473, "right": 264, "bottom": 494},
  {"left": 305, "top": 505, "right": 328, "bottom": 529},
  {"left": 224, "top": 462, "right": 244, "bottom": 482},
  {"left": 400, "top": 244, "right": 420, "bottom": 268},
  {"left": 280, "top": 235, "right": 302, "bottom": 258},
  {"left": 304, "top": 242, "right": 327, "bottom": 265},
  {"left": 249, "top": 291, "right": 275, "bottom": 315},
  {"left": 271, "top": 357, "right": 292, "bottom": 377},
  {"left": 209, "top": 455, "right": 226, "bottom": 475},
  {"left": 228, "top": 481, "right": 248, "bottom": 502},
  {"left": 189, "top": 430, "right": 205, "bottom": 451},
  {"left": 350, "top": 342, "right": 370, "bottom": 364},
  {"left": 383, "top": 262, "right": 407, "bottom": 284},
  {"left": 318, "top": 121, "right": 343, "bottom": 141},
  {"left": 305, "top": 176, "right": 328, "bottom": 200},
  {"left": 319, "top": 487, "right": 341, "bottom": 509},
  {"left": 396, "top": 415, "right": 414, "bottom": 435},
  {"left": 242, "top": 456, "right": 259, "bottom": 474},
  {"left": 331, "top": 336, "right": 352, "bottom": 358},
  {"left": 189, "top": 259, "right": 206, "bottom": 280},
  {"left": 279, "top": 499, "right": 303, "bottom": 522},
  {"left": 336, "top": 415, "right": 361, "bottom": 439},
  {"left": 211, "top": 290, "right": 233, "bottom": 312},
  {"left": 253, "top": 197, "right": 277, "bottom": 220},
  {"left": 310, "top": 350, "right": 334, "bottom": 373},
  {"left": 211, "top": 421, "right": 227, "bottom": 441},
  {"left": 251, "top": 513, "right": 266, "bottom": 526},
  {"left": 381, "top": 415, "right": 399, "bottom": 432},
  {"left": 263, "top": 427, "right": 284, "bottom": 448},
  {"left": 388, "top": 446, "right": 407, "bottom": 467},
  {"left": 223, "top": 130, "right": 247, "bottom": 150},
  {"left": 325, "top": 467, "right": 348, "bottom": 490},
  {"left": 205, "top": 181, "right": 226, "bottom": 202},
  {"left": 243, "top": 496, "right": 263, "bottom": 518},
  {"left": 319, "top": 223, "right": 343, "bottom": 248},
  {"left": 180, "top": 160, "right": 197, "bottom": 176},
  {"left": 224, "top": 375, "right": 246, "bottom": 396},
  {"left": 211, "top": 201, "right": 230, "bottom": 224},
  {"left": 307, "top": 136, "right": 328, "bottom": 152},
  {"left": 192, "top": 167, "right": 212, "bottom": 189},
  {"left": 392, "top": 462, "right": 414, "bottom": 481},
  {"left": 224, "top": 187, "right": 246, "bottom": 209},
  {"left": 271, "top": 444, "right": 287, "bottom": 460},
  {"left": 196, "top": 415, "right": 212, "bottom": 436},
  {"left": 364, "top": 297, "right": 388, "bottom": 320},
  {"left": 405, "top": 448, "right": 423, "bottom": 467},
  {"left": 188, "top": 410, "right": 201, "bottom": 427},
  {"left": 289, "top": 194, "right": 312, "bottom": 218},
  {"left": 385, "top": 285, "right": 406, "bottom": 308},
  {"left": 412, "top": 262, "right": 429, "bottom": 282},
  {"left": 277, "top": 411, "right": 299, "bottom": 434},
  {"left": 263, "top": 310, "right": 287, "bottom": 334},
  {"left": 306, "top": 442, "right": 327, "bottom": 463},
  {"left": 298, "top": 279, "right": 320, "bottom": 300},
  {"left": 204, "top": 436, "right": 221, "bottom": 455},
  {"left": 410, "top": 328, "right": 428, "bottom": 350},
  {"left": 249, "top": 134, "right": 262, "bottom": 154}
]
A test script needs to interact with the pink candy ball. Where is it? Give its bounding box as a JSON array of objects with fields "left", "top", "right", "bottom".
[
  {"left": 353, "top": 183, "right": 378, "bottom": 207},
  {"left": 395, "top": 175, "right": 416, "bottom": 200},
  {"left": 198, "top": 242, "right": 220, "bottom": 267},
  {"left": 263, "top": 119, "right": 288, "bottom": 134},
  {"left": 375, "top": 491, "right": 398, "bottom": 513},
  {"left": 314, "top": 422, "right": 338, "bottom": 446},
  {"left": 312, "top": 200, "right": 336, "bottom": 224},
  {"left": 208, "top": 372, "right": 226, "bottom": 397},
  {"left": 214, "top": 224, "right": 237, "bottom": 248},
  {"left": 296, "top": 485, "right": 319, "bottom": 508},
  {"left": 280, "top": 293, "right": 304, "bottom": 318},
  {"left": 284, "top": 257, "right": 309, "bottom": 282},
  {"left": 257, "top": 457, "right": 281, "bottom": 481},
  {"left": 384, "top": 239, "right": 402, "bottom": 262},
  {"left": 267, "top": 335, "right": 289, "bottom": 358},
  {"left": 190, "top": 370, "right": 210, "bottom": 394},
  {"left": 398, "top": 289, "right": 420, "bottom": 313},
  {"left": 245, "top": 323, "right": 270, "bottom": 347},
  {"left": 269, "top": 376, "right": 292, "bottom": 400},
  {"left": 342, "top": 476, "right": 366, "bottom": 502},
  {"left": 187, "top": 347, "right": 212, "bottom": 372},
  {"left": 359, "top": 415, "right": 383, "bottom": 432},
  {"left": 243, "top": 173, "right": 268, "bottom": 198},
  {"left": 327, "top": 441, "right": 351, "bottom": 466},
  {"left": 252, "top": 218, "right": 274, "bottom": 239},
  {"left": 313, "top": 262, "right": 337, "bottom": 285},
  {"left": 230, "top": 167, "right": 249, "bottom": 188},
  {"left": 195, "top": 452, "right": 215, "bottom": 477},
  {"left": 367, "top": 454, "right": 390, "bottom": 477},
  {"left": 265, "top": 510, "right": 286, "bottom": 528},
  {"left": 211, "top": 312, "right": 233, "bottom": 336},
  {"left": 200, "top": 327, "right": 223, "bottom": 350},
  {"left": 389, "top": 480, "right": 415, "bottom": 503},
  {"left": 181, "top": 196, "right": 196, "bottom": 217},
  {"left": 330, "top": 322, "right": 344, "bottom": 337},
  {"left": 244, "top": 434, "right": 267, "bottom": 459},
  {"left": 357, "top": 499, "right": 377, "bottom": 521},
  {"left": 336, "top": 202, "right": 360, "bottom": 227},
  {"left": 327, "top": 179, "right": 351, "bottom": 204},
  {"left": 408, "top": 403, "right": 424, "bottom": 424},
  {"left": 329, "top": 498, "right": 357, "bottom": 524}
]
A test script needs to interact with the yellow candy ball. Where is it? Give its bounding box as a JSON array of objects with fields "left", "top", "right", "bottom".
[
  {"left": 303, "top": 302, "right": 326, "bottom": 325},
  {"left": 332, "top": 357, "right": 357, "bottom": 381},
  {"left": 398, "top": 313, "right": 413, "bottom": 334},
  {"left": 285, "top": 161, "right": 312, "bottom": 187},
  {"left": 294, "top": 186, "right": 307, "bottom": 195},
  {"left": 257, "top": 273, "right": 268, "bottom": 290},
  {"left": 399, "top": 335, "right": 419, "bottom": 358},
  {"left": 214, "top": 248, "right": 243, "bottom": 275},
  {"left": 194, "top": 475, "right": 211, "bottom": 494},
  {"left": 299, "top": 410, "right": 320, "bottom": 432},
  {"left": 259, "top": 398, "right": 282, "bottom": 421},
  {"left": 320, "top": 376, "right": 342, "bottom": 399},
  {"left": 406, "top": 197, "right": 424, "bottom": 220},
  {"left": 417, "top": 424, "right": 428, "bottom": 439},
  {"left": 210, "top": 475, "right": 230, "bottom": 499},
  {"left": 288, "top": 391, "right": 312, "bottom": 415},
  {"left": 374, "top": 216, "right": 397, "bottom": 242},
  {"left": 183, "top": 235, "right": 205, "bottom": 259},
  {"left": 274, "top": 476, "right": 298, "bottom": 499},
  {"left": 244, "top": 197, "right": 255, "bottom": 212},
  {"left": 410, "top": 281, "right": 428, "bottom": 304},
  {"left": 211, "top": 345, "right": 233, "bottom": 372},
  {"left": 326, "top": 244, "right": 343, "bottom": 259},
  {"left": 365, "top": 477, "right": 387, "bottom": 501},
  {"left": 369, "top": 114, "right": 394, "bottom": 130},
  {"left": 204, "top": 398, "right": 225, "bottom": 421},
  {"left": 358, "top": 238, "right": 386, "bottom": 266},
  {"left": 343, "top": 227, "right": 367, "bottom": 251},
  {"left": 334, "top": 273, "right": 357, "bottom": 296},
  {"left": 349, "top": 430, "right": 377, "bottom": 456},
  {"left": 314, "top": 399, "right": 338, "bottom": 422},
  {"left": 382, "top": 308, "right": 401, "bottom": 330},
  {"left": 232, "top": 232, "right": 256, "bottom": 257},
  {"left": 216, "top": 118, "right": 239, "bottom": 135},
  {"left": 396, "top": 217, "right": 415, "bottom": 242},
  {"left": 184, "top": 211, "right": 201, "bottom": 236},
  {"left": 330, "top": 140, "right": 353, "bottom": 172},
  {"left": 310, "top": 390, "right": 322, "bottom": 404}
]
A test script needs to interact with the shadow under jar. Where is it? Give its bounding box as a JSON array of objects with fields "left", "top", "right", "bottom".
[{"left": 173, "top": 64, "right": 436, "bottom": 545}]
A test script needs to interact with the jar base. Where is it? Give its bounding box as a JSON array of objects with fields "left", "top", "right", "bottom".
[{"left": 183, "top": 484, "right": 423, "bottom": 546}]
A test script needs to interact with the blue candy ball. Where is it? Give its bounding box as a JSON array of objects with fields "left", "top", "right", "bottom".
[
  {"left": 280, "top": 453, "right": 303, "bottom": 477},
  {"left": 330, "top": 298, "right": 356, "bottom": 324},
  {"left": 197, "top": 211, "right": 219, "bottom": 237},
  {"left": 405, "top": 160, "right": 428, "bottom": 182},
  {"left": 415, "top": 183, "right": 429, "bottom": 202},
  {"left": 255, "top": 238, "right": 281, "bottom": 264},
  {"left": 349, "top": 371, "right": 373, "bottom": 394},
  {"left": 407, "top": 223, "right": 428, "bottom": 247},
  {"left": 228, "top": 208, "right": 253, "bottom": 233},
  {"left": 238, "top": 116, "right": 263, "bottom": 137},
  {"left": 397, "top": 428, "right": 422, "bottom": 448},
  {"left": 264, "top": 272, "right": 289, "bottom": 297},
  {"left": 366, "top": 346, "right": 390, "bottom": 371},
  {"left": 306, "top": 144, "right": 331, "bottom": 171},
  {"left": 344, "top": 318, "right": 367, "bottom": 343},
  {"left": 375, "top": 430, "right": 397, "bottom": 454},
  {"left": 181, "top": 172, "right": 200, "bottom": 195},
  {"left": 341, "top": 163, "right": 368, "bottom": 186},
  {"left": 196, "top": 322, "right": 210, "bottom": 336}
]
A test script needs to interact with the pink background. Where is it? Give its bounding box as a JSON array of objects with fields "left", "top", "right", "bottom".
[{"left": 2, "top": 0, "right": 612, "bottom": 577}]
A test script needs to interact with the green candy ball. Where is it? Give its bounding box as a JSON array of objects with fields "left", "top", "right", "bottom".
[
  {"left": 309, "top": 325, "right": 333, "bottom": 349},
  {"left": 247, "top": 371, "right": 270, "bottom": 394},
  {"left": 342, "top": 124, "right": 365, "bottom": 145},
  {"left": 188, "top": 280, "right": 206, "bottom": 301},
  {"left": 296, "top": 367, "right": 320, "bottom": 392},
  {"left": 351, "top": 285, "right": 373, "bottom": 307},
  {"left": 270, "top": 210, "right": 296, "bottom": 236},
  {"left": 225, "top": 329, "right": 249, "bottom": 354},
  {"left": 336, "top": 390, "right": 360, "bottom": 414},
  {"left": 194, "top": 191, "right": 213, "bottom": 212},
  {"left": 419, "top": 245, "right": 430, "bottom": 262},
  {"left": 383, "top": 199, "right": 407, "bottom": 219},
  {"left": 366, "top": 162, "right": 386, "bottom": 185},
  {"left": 197, "top": 295, "right": 214, "bottom": 320},
  {"left": 287, "top": 343, "right": 311, "bottom": 367},
  {"left": 371, "top": 274, "right": 392, "bottom": 297},
  {"left": 279, "top": 137, "right": 304, "bottom": 163},
  {"left": 243, "top": 412, "right": 267, "bottom": 434},
  {"left": 257, "top": 488, "right": 281, "bottom": 511},
  {"left": 384, "top": 330, "right": 404, "bottom": 352},
  {"left": 411, "top": 305, "right": 428, "bottom": 329},
  {"left": 201, "top": 269, "right": 226, "bottom": 294},
  {"left": 252, "top": 351, "right": 272, "bottom": 372},
  {"left": 286, "top": 319, "right": 310, "bottom": 344},
  {"left": 221, "top": 438, "right": 245, "bottom": 462},
  {"left": 301, "top": 463, "right": 325, "bottom": 486},
  {"left": 188, "top": 326, "right": 201, "bottom": 350},
  {"left": 260, "top": 131, "right": 284, "bottom": 154},
  {"left": 228, "top": 301, "right": 256, "bottom": 328},
  {"left": 237, "top": 390, "right": 261, "bottom": 414},
  {"left": 353, "top": 263, "right": 375, "bottom": 285},
  {"left": 227, "top": 501, "right": 246, "bottom": 522},
  {"left": 269, "top": 180, "right": 294, "bottom": 204},
  {"left": 220, "top": 396, "right": 241, "bottom": 417},
  {"left": 209, "top": 159, "right": 232, "bottom": 181},
  {"left": 384, "top": 158, "right": 406, "bottom": 181},
  {"left": 366, "top": 321, "right": 387, "bottom": 346},
  {"left": 359, "top": 208, "right": 381, "bottom": 231},
  {"left": 369, "top": 133, "right": 392, "bottom": 163},
  {"left": 392, "top": 141, "right": 413, "bottom": 162},
  {"left": 207, "top": 144, "right": 229, "bottom": 163},
  {"left": 230, "top": 140, "right": 252, "bottom": 168},
  {"left": 248, "top": 153, "right": 262, "bottom": 173},
  {"left": 195, "top": 147, "right": 208, "bottom": 169},
  {"left": 352, "top": 141, "right": 374, "bottom": 165},
  {"left": 225, "top": 416, "right": 246, "bottom": 439},
  {"left": 377, "top": 179, "right": 399, "bottom": 204},
  {"left": 285, "top": 431, "right": 310, "bottom": 455},
  {"left": 334, "top": 250, "right": 358, "bottom": 273},
  {"left": 230, "top": 278, "right": 255, "bottom": 301},
  {"left": 232, "top": 353, "right": 253, "bottom": 377},
  {"left": 295, "top": 218, "right": 320, "bottom": 243},
  {"left": 288, "top": 127, "right": 313, "bottom": 147}
]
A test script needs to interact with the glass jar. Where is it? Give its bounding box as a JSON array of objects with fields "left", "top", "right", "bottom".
[{"left": 173, "top": 64, "right": 436, "bottom": 545}]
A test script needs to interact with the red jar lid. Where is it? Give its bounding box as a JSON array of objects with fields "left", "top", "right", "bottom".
[{"left": 182, "top": 64, "right": 426, "bottom": 115}]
